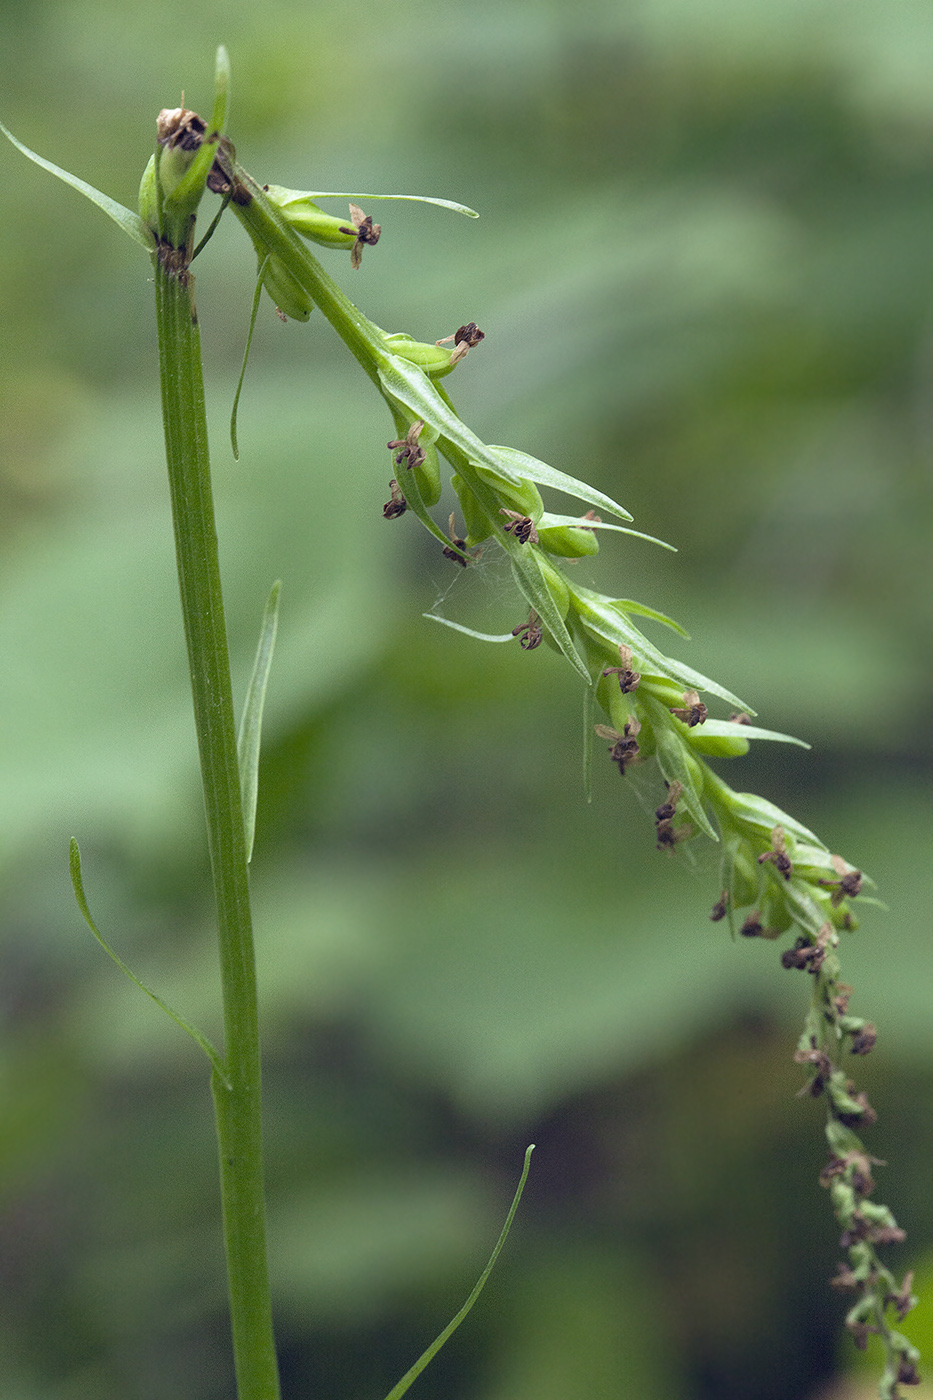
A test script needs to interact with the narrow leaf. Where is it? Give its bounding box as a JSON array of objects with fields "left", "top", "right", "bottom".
[
  {"left": 307, "top": 191, "right": 479, "bottom": 218},
  {"left": 211, "top": 44, "right": 231, "bottom": 135},
  {"left": 583, "top": 683, "right": 596, "bottom": 803},
  {"left": 378, "top": 360, "right": 489, "bottom": 464},
  {"left": 382, "top": 1145, "right": 534, "bottom": 1400},
  {"left": 0, "top": 119, "right": 156, "bottom": 251},
  {"left": 612, "top": 598, "right": 690, "bottom": 638},
  {"left": 576, "top": 587, "right": 753, "bottom": 713},
  {"left": 423, "top": 614, "right": 516, "bottom": 642},
  {"left": 237, "top": 581, "right": 281, "bottom": 863},
  {"left": 69, "top": 839, "right": 229, "bottom": 1084},
  {"left": 538, "top": 512, "right": 676, "bottom": 551},
  {"left": 645, "top": 701, "right": 719, "bottom": 841},
  {"left": 230, "top": 258, "right": 268, "bottom": 460},
  {"left": 486, "top": 446, "right": 634, "bottom": 521},
  {"left": 695, "top": 718, "right": 810, "bottom": 748},
  {"left": 727, "top": 793, "right": 828, "bottom": 850},
  {"left": 510, "top": 553, "right": 590, "bottom": 681}
]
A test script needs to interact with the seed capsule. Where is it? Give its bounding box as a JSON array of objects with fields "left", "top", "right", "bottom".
[{"left": 537, "top": 522, "right": 600, "bottom": 558}]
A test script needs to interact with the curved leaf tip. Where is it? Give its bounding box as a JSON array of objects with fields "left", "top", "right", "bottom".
[{"left": 0, "top": 118, "right": 156, "bottom": 251}]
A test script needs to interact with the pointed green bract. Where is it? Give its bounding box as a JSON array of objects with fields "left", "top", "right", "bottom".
[
  {"left": 691, "top": 718, "right": 810, "bottom": 748},
  {"left": 576, "top": 587, "right": 753, "bottom": 712},
  {"left": 537, "top": 512, "right": 677, "bottom": 551},
  {"left": 611, "top": 599, "right": 690, "bottom": 637},
  {"left": 306, "top": 191, "right": 479, "bottom": 218},
  {"left": 237, "top": 581, "right": 282, "bottom": 864},
  {"left": 423, "top": 614, "right": 517, "bottom": 642},
  {"left": 382, "top": 1146, "right": 534, "bottom": 1400},
  {"left": 0, "top": 118, "right": 156, "bottom": 251},
  {"left": 231, "top": 260, "right": 269, "bottom": 460},
  {"left": 486, "top": 446, "right": 634, "bottom": 521},
  {"left": 69, "top": 839, "right": 229, "bottom": 1084},
  {"left": 211, "top": 45, "right": 231, "bottom": 136}
]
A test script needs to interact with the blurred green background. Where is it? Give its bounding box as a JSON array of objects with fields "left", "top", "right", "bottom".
[{"left": 1, "top": 2, "right": 931, "bottom": 1398}]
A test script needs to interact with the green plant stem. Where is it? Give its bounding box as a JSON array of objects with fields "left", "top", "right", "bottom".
[{"left": 153, "top": 242, "right": 280, "bottom": 1400}]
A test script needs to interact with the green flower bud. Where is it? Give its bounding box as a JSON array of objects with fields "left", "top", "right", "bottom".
[
  {"left": 138, "top": 154, "right": 160, "bottom": 234},
  {"left": 263, "top": 187, "right": 360, "bottom": 250},
  {"left": 639, "top": 675, "right": 690, "bottom": 710},
  {"left": 685, "top": 727, "right": 750, "bottom": 759},
  {"left": 383, "top": 333, "right": 460, "bottom": 379},
  {"left": 758, "top": 888, "right": 794, "bottom": 936},
  {"left": 473, "top": 465, "right": 545, "bottom": 520},
  {"left": 257, "top": 249, "right": 314, "bottom": 321},
  {"left": 138, "top": 107, "right": 209, "bottom": 237},
  {"left": 538, "top": 521, "right": 600, "bottom": 558},
  {"left": 723, "top": 838, "right": 761, "bottom": 908},
  {"left": 451, "top": 473, "right": 494, "bottom": 546}
]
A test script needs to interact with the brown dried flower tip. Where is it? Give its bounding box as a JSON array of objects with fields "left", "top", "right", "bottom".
[
  {"left": 512, "top": 611, "right": 543, "bottom": 650},
  {"left": 846, "top": 1319, "right": 873, "bottom": 1351},
  {"left": 383, "top": 479, "right": 407, "bottom": 519},
  {"left": 671, "top": 690, "right": 708, "bottom": 726},
  {"left": 343, "top": 204, "right": 381, "bottom": 269},
  {"left": 157, "top": 105, "right": 207, "bottom": 151},
  {"left": 387, "top": 421, "right": 426, "bottom": 472},
  {"left": 729, "top": 711, "right": 752, "bottom": 725},
  {"left": 819, "top": 855, "right": 864, "bottom": 907},
  {"left": 829, "top": 1262, "right": 860, "bottom": 1291},
  {"left": 832, "top": 982, "right": 853, "bottom": 1016},
  {"left": 594, "top": 719, "right": 641, "bottom": 776},
  {"left": 654, "top": 780, "right": 683, "bottom": 824},
  {"left": 442, "top": 513, "right": 472, "bottom": 567},
  {"left": 793, "top": 1041, "right": 834, "bottom": 1096},
  {"left": 603, "top": 644, "right": 641, "bottom": 694},
  {"left": 709, "top": 890, "right": 729, "bottom": 921},
  {"left": 819, "top": 1155, "right": 848, "bottom": 1188},
  {"left": 849, "top": 1023, "right": 877, "bottom": 1056},
  {"left": 896, "top": 1357, "right": 921, "bottom": 1387},
  {"left": 656, "top": 817, "right": 693, "bottom": 851},
  {"left": 758, "top": 825, "right": 792, "bottom": 880},
  {"left": 500, "top": 510, "right": 539, "bottom": 545},
  {"left": 835, "top": 1088, "right": 878, "bottom": 1129},
  {"left": 888, "top": 1273, "right": 918, "bottom": 1323},
  {"left": 438, "top": 322, "right": 486, "bottom": 365},
  {"left": 781, "top": 937, "right": 812, "bottom": 968}
]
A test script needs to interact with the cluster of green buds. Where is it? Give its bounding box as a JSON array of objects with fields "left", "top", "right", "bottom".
[
  {"left": 129, "top": 114, "right": 916, "bottom": 1387},
  {"left": 374, "top": 324, "right": 919, "bottom": 1390}
]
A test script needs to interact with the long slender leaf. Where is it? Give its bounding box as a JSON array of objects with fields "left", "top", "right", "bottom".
[
  {"left": 538, "top": 512, "right": 676, "bottom": 551},
  {"left": 69, "top": 839, "right": 229, "bottom": 1084},
  {"left": 306, "top": 191, "right": 479, "bottom": 218},
  {"left": 611, "top": 598, "right": 690, "bottom": 638},
  {"left": 382, "top": 1146, "right": 535, "bottom": 1400},
  {"left": 211, "top": 44, "right": 231, "bottom": 135},
  {"left": 485, "top": 446, "right": 634, "bottom": 521},
  {"left": 237, "top": 581, "right": 282, "bottom": 863},
  {"left": 509, "top": 553, "right": 590, "bottom": 681},
  {"left": 695, "top": 718, "right": 810, "bottom": 747},
  {"left": 0, "top": 119, "right": 156, "bottom": 251},
  {"left": 230, "top": 258, "right": 269, "bottom": 460},
  {"left": 423, "top": 614, "right": 517, "bottom": 642}
]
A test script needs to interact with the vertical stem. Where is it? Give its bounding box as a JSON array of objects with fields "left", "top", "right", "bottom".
[{"left": 153, "top": 242, "right": 280, "bottom": 1400}]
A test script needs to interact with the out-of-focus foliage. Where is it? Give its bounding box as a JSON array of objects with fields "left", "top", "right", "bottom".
[{"left": 0, "top": 3, "right": 930, "bottom": 1399}]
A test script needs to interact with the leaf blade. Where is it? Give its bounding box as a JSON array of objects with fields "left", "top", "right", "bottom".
[
  {"left": 237, "top": 581, "right": 281, "bottom": 863},
  {"left": 0, "top": 119, "right": 156, "bottom": 251}
]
